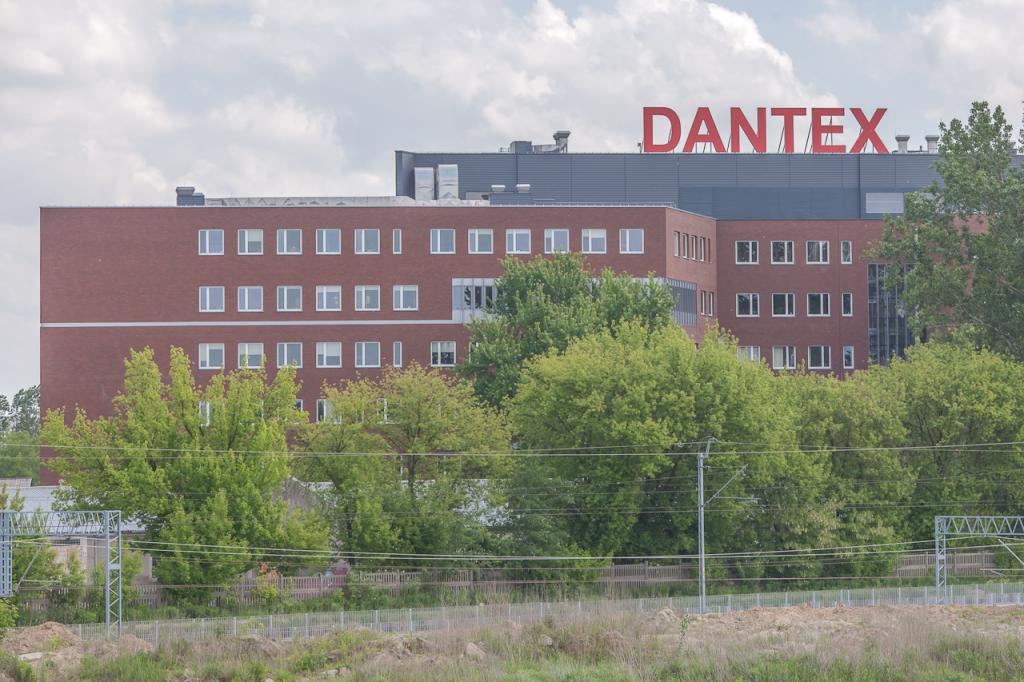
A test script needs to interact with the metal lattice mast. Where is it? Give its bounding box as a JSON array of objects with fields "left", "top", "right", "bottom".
[
  {"left": 934, "top": 515, "right": 1024, "bottom": 604},
  {"left": 697, "top": 437, "right": 713, "bottom": 614},
  {"left": 934, "top": 516, "right": 947, "bottom": 603}
]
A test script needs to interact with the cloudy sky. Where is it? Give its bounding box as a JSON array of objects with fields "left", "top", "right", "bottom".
[{"left": 1, "top": 0, "right": 1022, "bottom": 399}]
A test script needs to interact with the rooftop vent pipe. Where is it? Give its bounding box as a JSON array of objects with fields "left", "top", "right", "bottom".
[
  {"left": 553, "top": 130, "right": 571, "bottom": 152},
  {"left": 895, "top": 135, "right": 910, "bottom": 154},
  {"left": 925, "top": 135, "right": 939, "bottom": 154}
]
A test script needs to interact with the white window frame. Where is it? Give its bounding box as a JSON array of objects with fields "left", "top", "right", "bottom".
[
  {"left": 699, "top": 236, "right": 707, "bottom": 262},
  {"left": 736, "top": 293, "right": 759, "bottom": 317},
  {"left": 277, "top": 228, "right": 302, "bottom": 255},
  {"left": 393, "top": 285, "right": 419, "bottom": 311},
  {"left": 842, "top": 292, "right": 853, "bottom": 317},
  {"left": 582, "top": 229, "right": 607, "bottom": 254},
  {"left": 806, "top": 240, "right": 830, "bottom": 265},
  {"left": 506, "top": 229, "right": 531, "bottom": 254},
  {"left": 707, "top": 291, "right": 714, "bottom": 316},
  {"left": 393, "top": 341, "right": 403, "bottom": 367},
  {"left": 430, "top": 340, "right": 457, "bottom": 367},
  {"left": 771, "top": 240, "right": 794, "bottom": 265},
  {"left": 277, "top": 285, "right": 302, "bottom": 312},
  {"left": 738, "top": 346, "right": 761, "bottom": 362},
  {"left": 198, "top": 343, "right": 225, "bottom": 370},
  {"left": 198, "top": 229, "right": 224, "bottom": 256},
  {"left": 673, "top": 231, "right": 681, "bottom": 258},
  {"left": 316, "top": 341, "right": 342, "bottom": 368},
  {"left": 238, "top": 229, "right": 263, "bottom": 255},
  {"left": 735, "top": 240, "right": 758, "bottom": 265},
  {"left": 316, "top": 399, "right": 337, "bottom": 424},
  {"left": 772, "top": 345, "right": 796, "bottom": 371},
  {"left": 354, "top": 228, "right": 380, "bottom": 255},
  {"left": 237, "top": 342, "right": 264, "bottom": 369},
  {"left": 431, "top": 228, "right": 456, "bottom": 254},
  {"left": 316, "top": 285, "right": 342, "bottom": 312},
  {"left": 276, "top": 342, "right": 303, "bottom": 368},
  {"left": 468, "top": 228, "right": 493, "bottom": 254},
  {"left": 316, "top": 228, "right": 342, "bottom": 255},
  {"left": 544, "top": 229, "right": 570, "bottom": 254},
  {"left": 808, "top": 345, "right": 832, "bottom": 370},
  {"left": 772, "top": 293, "right": 796, "bottom": 317},
  {"left": 355, "top": 285, "right": 381, "bottom": 311},
  {"left": 355, "top": 341, "right": 381, "bottom": 368},
  {"left": 807, "top": 293, "right": 831, "bottom": 317},
  {"left": 843, "top": 345, "right": 855, "bottom": 369},
  {"left": 841, "top": 240, "right": 853, "bottom": 264},
  {"left": 198, "top": 286, "right": 225, "bottom": 313},
  {"left": 237, "top": 286, "right": 263, "bottom": 313},
  {"left": 392, "top": 228, "right": 402, "bottom": 254},
  {"left": 619, "top": 228, "right": 644, "bottom": 254}
]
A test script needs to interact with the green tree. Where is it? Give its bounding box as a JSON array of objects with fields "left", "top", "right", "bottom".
[
  {"left": 458, "top": 253, "right": 676, "bottom": 405},
  {"left": 0, "top": 432, "right": 39, "bottom": 481},
  {"left": 9, "top": 386, "right": 40, "bottom": 436},
  {"left": 41, "top": 347, "right": 329, "bottom": 600},
  {"left": 875, "top": 102, "right": 1024, "bottom": 359}
]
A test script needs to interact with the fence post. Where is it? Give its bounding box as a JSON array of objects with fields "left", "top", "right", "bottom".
[
  {"left": 232, "top": 617, "right": 237, "bottom": 636},
  {"left": 408, "top": 608, "right": 413, "bottom": 632}
]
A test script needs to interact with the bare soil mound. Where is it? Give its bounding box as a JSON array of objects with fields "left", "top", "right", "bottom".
[{"left": 1, "top": 622, "right": 79, "bottom": 655}]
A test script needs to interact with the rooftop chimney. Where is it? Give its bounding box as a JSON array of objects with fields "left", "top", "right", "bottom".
[
  {"left": 925, "top": 135, "right": 939, "bottom": 154},
  {"left": 175, "top": 186, "right": 205, "bottom": 206},
  {"left": 895, "top": 135, "right": 910, "bottom": 154}
]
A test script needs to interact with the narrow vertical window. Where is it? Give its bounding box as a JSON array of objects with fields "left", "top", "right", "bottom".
[
  {"left": 841, "top": 240, "right": 853, "bottom": 264},
  {"left": 393, "top": 341, "right": 403, "bottom": 368},
  {"left": 392, "top": 228, "right": 402, "bottom": 254}
]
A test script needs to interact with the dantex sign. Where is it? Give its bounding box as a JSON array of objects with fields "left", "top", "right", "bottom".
[{"left": 642, "top": 107, "right": 889, "bottom": 154}]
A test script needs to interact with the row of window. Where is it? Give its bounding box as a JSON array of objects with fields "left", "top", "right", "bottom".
[
  {"left": 198, "top": 340, "right": 456, "bottom": 371},
  {"left": 738, "top": 345, "right": 856, "bottom": 371},
  {"left": 198, "top": 285, "right": 421, "bottom": 313},
  {"left": 671, "top": 231, "right": 711, "bottom": 262},
  {"left": 198, "top": 227, "right": 646, "bottom": 256},
  {"left": 735, "top": 292, "right": 854, "bottom": 318},
  {"left": 735, "top": 239, "right": 853, "bottom": 265}
]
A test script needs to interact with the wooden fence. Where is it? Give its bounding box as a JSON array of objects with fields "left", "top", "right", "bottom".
[{"left": 895, "top": 551, "right": 995, "bottom": 578}]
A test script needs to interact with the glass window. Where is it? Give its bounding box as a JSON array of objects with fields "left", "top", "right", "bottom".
[
  {"left": 355, "top": 228, "right": 379, "bottom": 254},
  {"left": 277, "top": 286, "right": 302, "bottom": 312},
  {"left": 544, "top": 229, "right": 569, "bottom": 254},
  {"left": 807, "top": 293, "right": 830, "bottom": 317},
  {"left": 771, "top": 240, "right": 794, "bottom": 264},
  {"left": 276, "top": 342, "right": 302, "bottom": 368},
  {"left": 707, "top": 291, "right": 714, "bottom": 316},
  {"left": 431, "top": 341, "right": 456, "bottom": 367},
  {"left": 690, "top": 234, "right": 698, "bottom": 260},
  {"left": 431, "top": 228, "right": 456, "bottom": 254},
  {"left": 772, "top": 345, "right": 796, "bottom": 370},
  {"left": 198, "top": 343, "right": 224, "bottom": 370},
  {"left": 682, "top": 233, "right": 690, "bottom": 259},
  {"left": 808, "top": 345, "right": 832, "bottom": 370},
  {"left": 735, "top": 240, "right": 758, "bottom": 264},
  {"left": 237, "top": 286, "right": 263, "bottom": 312},
  {"left": 842, "top": 292, "right": 853, "bottom": 317},
  {"left": 772, "top": 293, "right": 795, "bottom": 317},
  {"left": 468, "top": 228, "right": 493, "bottom": 254},
  {"left": 737, "top": 346, "right": 760, "bottom": 362},
  {"left": 355, "top": 285, "right": 380, "bottom": 311},
  {"left": 316, "top": 341, "right": 342, "bottom": 368},
  {"left": 199, "top": 286, "right": 224, "bottom": 313},
  {"left": 237, "top": 343, "right": 264, "bottom": 369},
  {"left": 843, "top": 346, "right": 855, "bottom": 369},
  {"left": 582, "top": 229, "right": 607, "bottom": 254},
  {"left": 392, "top": 228, "right": 402, "bottom": 254},
  {"left": 619, "top": 228, "right": 644, "bottom": 254},
  {"left": 806, "top": 240, "right": 829, "bottom": 264},
  {"left": 316, "top": 285, "right": 342, "bottom": 311},
  {"left": 199, "top": 229, "right": 223, "bottom": 255},
  {"left": 393, "top": 285, "right": 419, "bottom": 311},
  {"left": 393, "top": 341, "right": 403, "bottom": 367},
  {"left": 699, "top": 236, "right": 706, "bottom": 261},
  {"left": 316, "top": 399, "right": 337, "bottom": 423},
  {"left": 277, "top": 228, "right": 302, "bottom": 255},
  {"left": 736, "top": 293, "right": 759, "bottom": 317},
  {"left": 316, "top": 228, "right": 341, "bottom": 254},
  {"left": 238, "top": 229, "right": 263, "bottom": 255},
  {"left": 673, "top": 231, "right": 681, "bottom": 258},
  {"left": 841, "top": 240, "right": 853, "bottom": 264},
  {"left": 355, "top": 341, "right": 380, "bottom": 368},
  {"left": 506, "top": 229, "right": 531, "bottom": 254}
]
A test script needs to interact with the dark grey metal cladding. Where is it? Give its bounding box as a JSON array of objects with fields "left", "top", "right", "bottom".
[
  {"left": 624, "top": 154, "right": 677, "bottom": 203},
  {"left": 517, "top": 154, "right": 572, "bottom": 202},
  {"left": 571, "top": 155, "right": 627, "bottom": 202}
]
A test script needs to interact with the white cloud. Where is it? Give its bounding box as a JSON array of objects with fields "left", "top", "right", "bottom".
[{"left": 800, "top": 0, "right": 881, "bottom": 49}]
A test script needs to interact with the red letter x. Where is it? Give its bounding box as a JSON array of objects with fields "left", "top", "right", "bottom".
[{"left": 850, "top": 108, "right": 888, "bottom": 154}]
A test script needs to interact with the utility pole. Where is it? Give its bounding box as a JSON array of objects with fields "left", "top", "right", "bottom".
[{"left": 697, "top": 436, "right": 714, "bottom": 614}]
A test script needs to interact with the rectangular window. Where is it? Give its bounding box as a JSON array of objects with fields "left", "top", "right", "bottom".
[
  {"left": 355, "top": 228, "right": 380, "bottom": 254},
  {"left": 316, "top": 399, "right": 335, "bottom": 424},
  {"left": 237, "top": 286, "right": 263, "bottom": 312},
  {"left": 699, "top": 236, "right": 706, "bottom": 262},
  {"left": 277, "top": 285, "right": 302, "bottom": 312},
  {"left": 619, "top": 228, "right": 644, "bottom": 254},
  {"left": 393, "top": 341, "right": 403, "bottom": 368},
  {"left": 276, "top": 342, "right": 303, "bottom": 368},
  {"left": 355, "top": 341, "right": 380, "bottom": 368},
  {"left": 808, "top": 345, "right": 832, "bottom": 370},
  {"left": 841, "top": 240, "right": 853, "bottom": 264},
  {"left": 198, "top": 229, "right": 224, "bottom": 255},
  {"left": 198, "top": 286, "right": 224, "bottom": 313},
  {"left": 468, "top": 228, "right": 493, "bottom": 254},
  {"left": 842, "top": 292, "right": 853, "bottom": 317},
  {"left": 295, "top": 399, "right": 303, "bottom": 412},
  {"left": 316, "top": 341, "right": 342, "bottom": 368},
  {"left": 738, "top": 346, "right": 761, "bottom": 362},
  {"left": 431, "top": 341, "right": 456, "bottom": 367},
  {"left": 238, "top": 342, "right": 264, "bottom": 369},
  {"left": 807, "top": 293, "right": 830, "bottom": 317},
  {"left": 198, "top": 343, "right": 224, "bottom": 370},
  {"left": 707, "top": 291, "right": 714, "bottom": 316},
  {"left": 431, "top": 228, "right": 456, "bottom": 254},
  {"left": 277, "top": 228, "right": 302, "bottom": 255},
  {"left": 843, "top": 345, "right": 855, "bottom": 369},
  {"left": 316, "top": 285, "right": 342, "bottom": 311},
  {"left": 582, "top": 229, "right": 607, "bottom": 254},
  {"left": 393, "top": 285, "right": 419, "bottom": 311},
  {"left": 506, "top": 229, "right": 531, "bottom": 254},
  {"left": 355, "top": 285, "right": 381, "bottom": 311},
  {"left": 735, "top": 240, "right": 758, "bottom": 264},
  {"left": 392, "top": 228, "right": 402, "bottom": 254},
  {"left": 238, "top": 229, "right": 263, "bottom": 255},
  {"left": 316, "top": 228, "right": 341, "bottom": 254},
  {"left": 682, "top": 233, "right": 690, "bottom": 259},
  {"left": 544, "top": 229, "right": 569, "bottom": 254},
  {"left": 806, "top": 240, "right": 829, "bottom": 264},
  {"left": 673, "top": 231, "right": 681, "bottom": 258},
  {"left": 772, "top": 293, "right": 795, "bottom": 317},
  {"left": 700, "top": 290, "right": 706, "bottom": 315},
  {"left": 771, "top": 240, "right": 794, "bottom": 264},
  {"left": 772, "top": 345, "right": 796, "bottom": 370},
  {"left": 690, "top": 235, "right": 698, "bottom": 260},
  {"left": 736, "top": 293, "right": 759, "bottom": 317}
]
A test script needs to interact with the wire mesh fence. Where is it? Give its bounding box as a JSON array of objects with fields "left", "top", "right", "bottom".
[{"left": 64, "top": 581, "right": 1024, "bottom": 646}]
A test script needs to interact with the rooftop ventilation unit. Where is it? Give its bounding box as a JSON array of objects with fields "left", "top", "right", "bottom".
[
  {"left": 414, "top": 167, "right": 435, "bottom": 201},
  {"left": 515, "top": 183, "right": 531, "bottom": 193},
  {"left": 925, "top": 135, "right": 939, "bottom": 154},
  {"left": 895, "top": 135, "right": 910, "bottom": 154},
  {"left": 436, "top": 164, "right": 459, "bottom": 200}
]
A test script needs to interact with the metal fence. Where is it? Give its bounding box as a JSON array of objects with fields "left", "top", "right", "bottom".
[{"left": 65, "top": 581, "right": 1024, "bottom": 647}]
